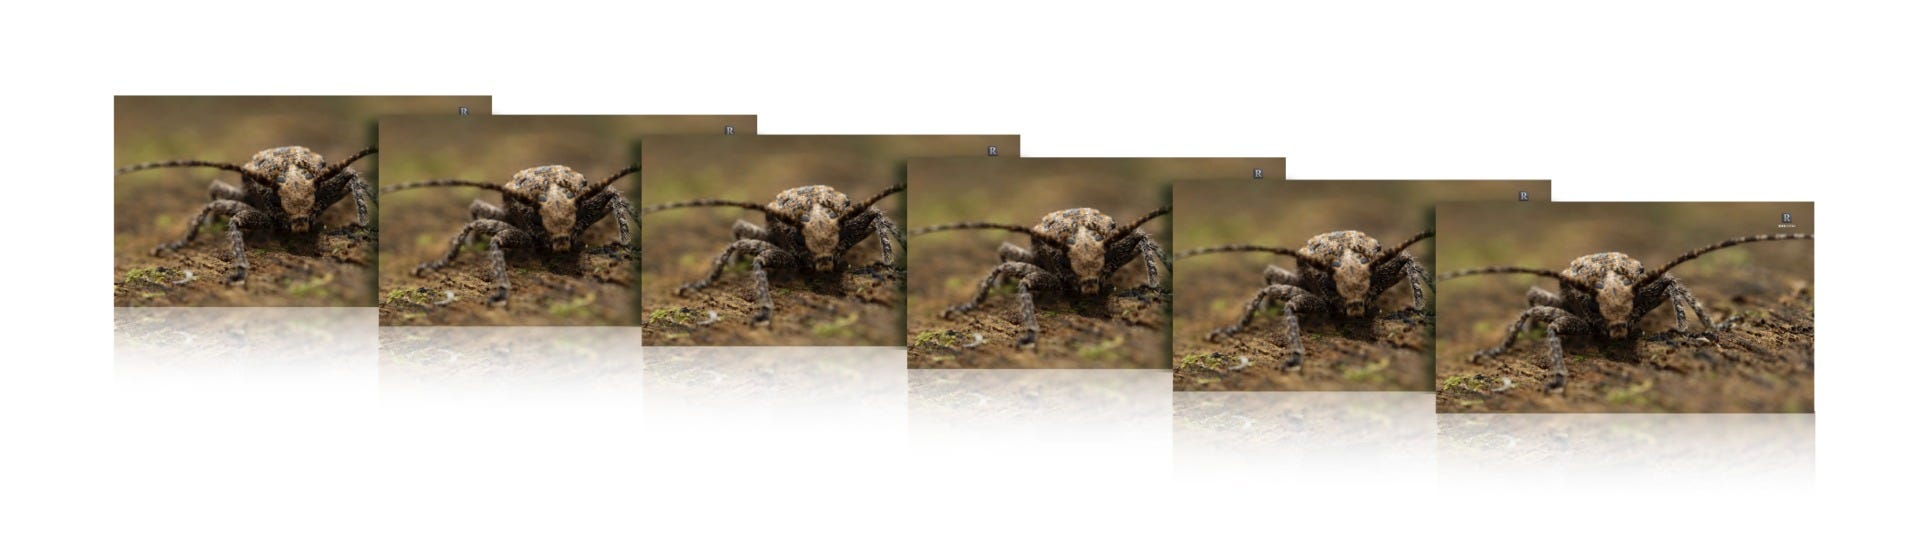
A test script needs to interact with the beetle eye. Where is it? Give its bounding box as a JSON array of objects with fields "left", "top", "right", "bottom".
[
  {"left": 799, "top": 213, "right": 810, "bottom": 223},
  {"left": 824, "top": 209, "right": 837, "bottom": 219},
  {"left": 1089, "top": 232, "right": 1102, "bottom": 242},
  {"left": 1064, "top": 235, "right": 1075, "bottom": 245},
  {"left": 538, "top": 193, "right": 547, "bottom": 202},
  {"left": 1331, "top": 259, "right": 1342, "bottom": 268},
  {"left": 564, "top": 190, "right": 575, "bottom": 199}
]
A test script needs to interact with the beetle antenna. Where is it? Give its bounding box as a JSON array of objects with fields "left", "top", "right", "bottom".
[{"left": 1637, "top": 233, "right": 1813, "bottom": 289}]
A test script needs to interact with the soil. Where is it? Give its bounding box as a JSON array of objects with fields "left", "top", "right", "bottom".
[
  {"left": 906, "top": 251, "right": 1167, "bottom": 369},
  {"left": 639, "top": 223, "right": 902, "bottom": 346},
  {"left": 1435, "top": 263, "right": 1814, "bottom": 413},
  {"left": 1171, "top": 266, "right": 1431, "bottom": 391},
  {"left": 377, "top": 189, "right": 632, "bottom": 326},
  {"left": 114, "top": 178, "right": 373, "bottom": 307}
]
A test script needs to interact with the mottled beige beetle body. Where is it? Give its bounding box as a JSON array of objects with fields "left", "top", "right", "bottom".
[
  {"left": 509, "top": 165, "right": 590, "bottom": 252},
  {"left": 1302, "top": 230, "right": 1387, "bottom": 316},
  {"left": 1564, "top": 252, "right": 1648, "bottom": 338},
  {"left": 769, "top": 185, "right": 855, "bottom": 271},
  {"left": 243, "top": 146, "right": 329, "bottom": 232},
  {"left": 1034, "top": 208, "right": 1120, "bottom": 294}
]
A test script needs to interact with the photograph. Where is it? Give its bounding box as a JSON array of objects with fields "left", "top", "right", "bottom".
[
  {"left": 1173, "top": 180, "right": 1546, "bottom": 390},
  {"left": 639, "top": 135, "right": 1017, "bottom": 346},
  {"left": 1434, "top": 202, "right": 1813, "bottom": 412},
  {"left": 378, "top": 115, "right": 753, "bottom": 326},
  {"left": 906, "top": 158, "right": 1283, "bottom": 368},
  {"left": 115, "top": 95, "right": 488, "bottom": 307}
]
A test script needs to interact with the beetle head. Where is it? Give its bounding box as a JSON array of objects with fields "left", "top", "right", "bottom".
[
  {"left": 801, "top": 203, "right": 843, "bottom": 271},
  {"left": 1333, "top": 250, "right": 1372, "bottom": 316},
  {"left": 276, "top": 165, "right": 317, "bottom": 233},
  {"left": 1067, "top": 227, "right": 1107, "bottom": 294},
  {"left": 1598, "top": 272, "right": 1634, "bottom": 338}
]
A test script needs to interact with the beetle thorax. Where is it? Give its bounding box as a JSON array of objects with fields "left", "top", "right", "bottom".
[
  {"left": 803, "top": 204, "right": 841, "bottom": 262},
  {"left": 1334, "top": 250, "right": 1371, "bottom": 307},
  {"left": 539, "top": 184, "right": 578, "bottom": 240},
  {"left": 1598, "top": 272, "right": 1634, "bottom": 336},
  {"left": 1069, "top": 227, "right": 1105, "bottom": 283},
  {"left": 279, "top": 167, "right": 316, "bottom": 217}
]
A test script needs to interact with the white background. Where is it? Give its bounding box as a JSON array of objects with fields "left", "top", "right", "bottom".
[{"left": 4, "top": 1, "right": 1914, "bottom": 536}]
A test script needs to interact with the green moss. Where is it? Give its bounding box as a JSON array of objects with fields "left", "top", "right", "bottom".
[
  {"left": 811, "top": 314, "right": 859, "bottom": 337},
  {"left": 1605, "top": 380, "right": 1655, "bottom": 406},
  {"left": 1076, "top": 336, "right": 1125, "bottom": 360},
  {"left": 913, "top": 330, "right": 959, "bottom": 349},
  {"left": 122, "top": 266, "right": 170, "bottom": 286},
  {"left": 648, "top": 308, "right": 692, "bottom": 325},
  {"left": 385, "top": 287, "right": 436, "bottom": 305},
  {"left": 548, "top": 293, "right": 597, "bottom": 317},
  {"left": 1440, "top": 375, "right": 1483, "bottom": 392},
  {"left": 1177, "top": 353, "right": 1227, "bottom": 370},
  {"left": 287, "top": 274, "right": 334, "bottom": 297},
  {"left": 648, "top": 307, "right": 714, "bottom": 328},
  {"left": 1341, "top": 358, "right": 1391, "bottom": 383}
]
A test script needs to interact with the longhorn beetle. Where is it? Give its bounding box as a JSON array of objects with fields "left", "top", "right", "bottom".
[
  {"left": 382, "top": 164, "right": 638, "bottom": 305},
  {"left": 644, "top": 184, "right": 906, "bottom": 326},
  {"left": 117, "top": 145, "right": 378, "bottom": 285},
  {"left": 1175, "top": 230, "right": 1434, "bottom": 370},
  {"left": 913, "top": 206, "right": 1170, "bottom": 347},
  {"left": 1440, "top": 233, "right": 1813, "bottom": 391}
]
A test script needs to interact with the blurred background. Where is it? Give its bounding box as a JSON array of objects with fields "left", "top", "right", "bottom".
[
  {"left": 115, "top": 95, "right": 485, "bottom": 307},
  {"left": 1173, "top": 179, "right": 1545, "bottom": 391},
  {"left": 639, "top": 135, "right": 1015, "bottom": 346},
  {"left": 378, "top": 115, "right": 751, "bottom": 326}
]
